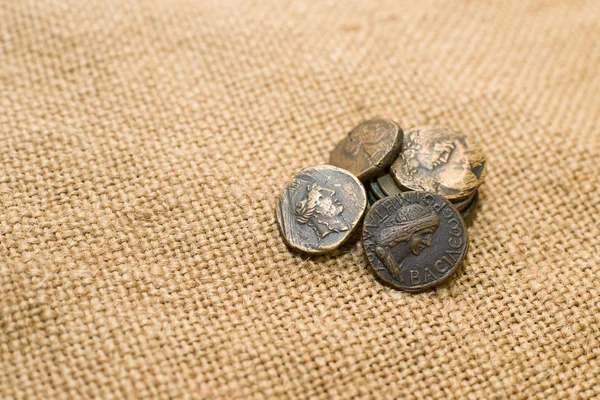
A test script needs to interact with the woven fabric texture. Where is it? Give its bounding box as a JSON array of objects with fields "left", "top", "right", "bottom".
[{"left": 1, "top": 1, "right": 599, "bottom": 399}]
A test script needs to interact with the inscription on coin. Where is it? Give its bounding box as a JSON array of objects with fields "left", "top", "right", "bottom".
[
  {"left": 362, "top": 192, "right": 468, "bottom": 292},
  {"left": 330, "top": 119, "right": 403, "bottom": 182},
  {"left": 276, "top": 165, "right": 367, "bottom": 255},
  {"left": 390, "top": 126, "right": 486, "bottom": 201}
]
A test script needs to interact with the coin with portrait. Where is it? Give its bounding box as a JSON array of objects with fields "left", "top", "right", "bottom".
[
  {"left": 362, "top": 191, "right": 468, "bottom": 292},
  {"left": 391, "top": 126, "right": 486, "bottom": 201},
  {"left": 329, "top": 119, "right": 403, "bottom": 182},
  {"left": 276, "top": 165, "right": 367, "bottom": 255}
]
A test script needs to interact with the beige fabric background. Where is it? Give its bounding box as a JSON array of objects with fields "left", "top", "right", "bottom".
[{"left": 1, "top": 1, "right": 599, "bottom": 399}]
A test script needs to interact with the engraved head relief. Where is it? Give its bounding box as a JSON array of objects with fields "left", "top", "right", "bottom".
[
  {"left": 373, "top": 204, "right": 440, "bottom": 281},
  {"left": 343, "top": 122, "right": 388, "bottom": 161},
  {"left": 293, "top": 180, "right": 350, "bottom": 240},
  {"left": 401, "top": 127, "right": 485, "bottom": 195}
]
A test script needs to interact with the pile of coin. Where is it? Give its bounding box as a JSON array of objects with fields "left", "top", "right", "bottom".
[{"left": 276, "top": 119, "right": 487, "bottom": 292}]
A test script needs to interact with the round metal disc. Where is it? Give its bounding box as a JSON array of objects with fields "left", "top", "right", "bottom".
[
  {"left": 276, "top": 165, "right": 367, "bottom": 255},
  {"left": 390, "top": 126, "right": 486, "bottom": 202},
  {"left": 362, "top": 191, "right": 468, "bottom": 292},
  {"left": 369, "top": 181, "right": 386, "bottom": 201},
  {"left": 329, "top": 119, "right": 403, "bottom": 182},
  {"left": 461, "top": 191, "right": 479, "bottom": 226},
  {"left": 376, "top": 173, "right": 403, "bottom": 197},
  {"left": 452, "top": 191, "right": 476, "bottom": 212}
]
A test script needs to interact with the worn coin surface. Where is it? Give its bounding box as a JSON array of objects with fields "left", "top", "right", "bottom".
[
  {"left": 362, "top": 191, "right": 468, "bottom": 292},
  {"left": 376, "top": 173, "right": 403, "bottom": 197},
  {"left": 329, "top": 119, "right": 403, "bottom": 182},
  {"left": 276, "top": 165, "right": 367, "bottom": 255},
  {"left": 390, "top": 126, "right": 486, "bottom": 202}
]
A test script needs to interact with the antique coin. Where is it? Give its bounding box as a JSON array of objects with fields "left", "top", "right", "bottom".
[
  {"left": 390, "top": 126, "right": 487, "bottom": 202},
  {"left": 453, "top": 191, "right": 476, "bottom": 212},
  {"left": 329, "top": 119, "right": 403, "bottom": 182},
  {"left": 276, "top": 165, "right": 367, "bottom": 255},
  {"left": 461, "top": 191, "right": 479, "bottom": 226},
  {"left": 376, "top": 173, "right": 403, "bottom": 197},
  {"left": 362, "top": 191, "right": 468, "bottom": 292},
  {"left": 369, "top": 181, "right": 386, "bottom": 201},
  {"left": 367, "top": 189, "right": 378, "bottom": 207}
]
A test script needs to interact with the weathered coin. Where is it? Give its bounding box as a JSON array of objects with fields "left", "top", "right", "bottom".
[
  {"left": 390, "top": 126, "right": 486, "bottom": 202},
  {"left": 329, "top": 119, "right": 403, "bottom": 182},
  {"left": 376, "top": 173, "right": 403, "bottom": 197},
  {"left": 369, "top": 181, "right": 387, "bottom": 200},
  {"left": 276, "top": 165, "right": 367, "bottom": 255},
  {"left": 452, "top": 191, "right": 476, "bottom": 212},
  {"left": 367, "top": 188, "right": 378, "bottom": 207},
  {"left": 362, "top": 191, "right": 468, "bottom": 292},
  {"left": 461, "top": 190, "right": 479, "bottom": 226}
]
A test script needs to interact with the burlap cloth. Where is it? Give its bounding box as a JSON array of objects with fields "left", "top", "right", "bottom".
[{"left": 1, "top": 1, "right": 599, "bottom": 399}]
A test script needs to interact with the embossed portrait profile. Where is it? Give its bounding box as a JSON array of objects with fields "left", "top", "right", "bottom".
[
  {"left": 343, "top": 122, "right": 390, "bottom": 162},
  {"left": 393, "top": 127, "right": 486, "bottom": 200},
  {"left": 289, "top": 177, "right": 351, "bottom": 240},
  {"left": 374, "top": 203, "right": 440, "bottom": 281}
]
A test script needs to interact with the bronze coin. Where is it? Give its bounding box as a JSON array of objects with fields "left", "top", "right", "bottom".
[
  {"left": 329, "top": 119, "right": 403, "bottom": 182},
  {"left": 452, "top": 191, "right": 476, "bottom": 212},
  {"left": 369, "top": 181, "right": 386, "bottom": 200},
  {"left": 276, "top": 165, "right": 367, "bottom": 255},
  {"left": 376, "top": 173, "right": 403, "bottom": 197},
  {"left": 461, "top": 190, "right": 479, "bottom": 226},
  {"left": 390, "top": 126, "right": 486, "bottom": 202},
  {"left": 367, "top": 188, "right": 378, "bottom": 207},
  {"left": 362, "top": 191, "right": 468, "bottom": 292}
]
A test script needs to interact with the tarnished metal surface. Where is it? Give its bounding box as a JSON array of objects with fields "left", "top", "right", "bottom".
[
  {"left": 276, "top": 165, "right": 367, "bottom": 254},
  {"left": 391, "top": 126, "right": 486, "bottom": 201},
  {"left": 363, "top": 192, "right": 468, "bottom": 292},
  {"left": 330, "top": 119, "right": 403, "bottom": 182}
]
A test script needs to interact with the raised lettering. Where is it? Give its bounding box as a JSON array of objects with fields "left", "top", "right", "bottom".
[
  {"left": 410, "top": 270, "right": 420, "bottom": 285},
  {"left": 422, "top": 193, "right": 434, "bottom": 205},
  {"left": 393, "top": 195, "right": 405, "bottom": 209},
  {"left": 442, "top": 207, "right": 453, "bottom": 218},
  {"left": 383, "top": 200, "right": 397, "bottom": 214},
  {"left": 424, "top": 268, "right": 436, "bottom": 283},
  {"left": 432, "top": 201, "right": 446, "bottom": 213},
  {"left": 435, "top": 259, "right": 450, "bottom": 273},
  {"left": 448, "top": 236, "right": 463, "bottom": 248},
  {"left": 446, "top": 249, "right": 462, "bottom": 261}
]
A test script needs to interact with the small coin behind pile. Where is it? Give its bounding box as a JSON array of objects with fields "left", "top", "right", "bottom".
[
  {"left": 276, "top": 165, "right": 367, "bottom": 255},
  {"left": 362, "top": 191, "right": 468, "bottom": 292},
  {"left": 460, "top": 191, "right": 479, "bottom": 226},
  {"left": 376, "top": 173, "right": 403, "bottom": 197},
  {"left": 391, "top": 126, "right": 486, "bottom": 202},
  {"left": 329, "top": 119, "right": 403, "bottom": 182},
  {"left": 453, "top": 191, "right": 477, "bottom": 212},
  {"left": 369, "top": 181, "right": 386, "bottom": 201}
]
